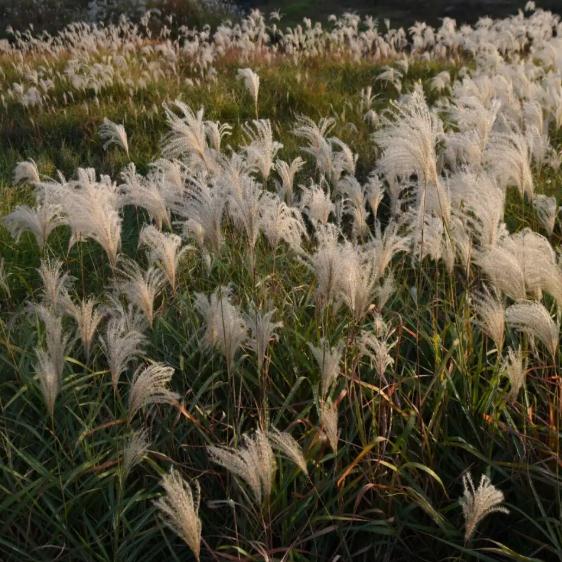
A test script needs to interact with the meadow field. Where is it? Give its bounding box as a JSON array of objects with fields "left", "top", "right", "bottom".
[{"left": 0, "top": 2, "right": 561, "bottom": 561}]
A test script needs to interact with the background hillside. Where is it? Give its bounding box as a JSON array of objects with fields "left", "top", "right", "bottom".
[{"left": 2, "top": 0, "right": 562, "bottom": 36}]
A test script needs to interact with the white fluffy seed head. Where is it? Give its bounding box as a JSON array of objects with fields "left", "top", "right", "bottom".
[
  {"left": 208, "top": 429, "right": 276, "bottom": 506},
  {"left": 128, "top": 362, "right": 179, "bottom": 420},
  {"left": 99, "top": 117, "right": 129, "bottom": 156},
  {"left": 460, "top": 472, "right": 508, "bottom": 543},
  {"left": 155, "top": 468, "right": 202, "bottom": 561},
  {"left": 505, "top": 301, "right": 559, "bottom": 360}
]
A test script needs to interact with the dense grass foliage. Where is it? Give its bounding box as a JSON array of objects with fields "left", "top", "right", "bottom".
[{"left": 1, "top": 6, "right": 562, "bottom": 562}]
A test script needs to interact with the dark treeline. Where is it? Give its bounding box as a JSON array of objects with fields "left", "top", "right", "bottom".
[{"left": 1, "top": 0, "right": 562, "bottom": 38}]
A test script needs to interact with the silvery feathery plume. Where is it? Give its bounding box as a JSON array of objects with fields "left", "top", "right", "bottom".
[
  {"left": 429, "top": 70, "right": 450, "bottom": 93},
  {"left": 37, "top": 258, "right": 72, "bottom": 312},
  {"left": 208, "top": 429, "right": 276, "bottom": 505},
  {"left": 35, "top": 304, "right": 70, "bottom": 380},
  {"left": 501, "top": 229, "right": 562, "bottom": 307},
  {"left": 176, "top": 176, "right": 225, "bottom": 256},
  {"left": 363, "top": 172, "right": 385, "bottom": 219},
  {"left": 139, "top": 225, "right": 191, "bottom": 293},
  {"left": 2, "top": 202, "right": 64, "bottom": 249},
  {"left": 359, "top": 323, "right": 396, "bottom": 381},
  {"left": 128, "top": 362, "right": 179, "bottom": 420},
  {"left": 406, "top": 211, "right": 448, "bottom": 265},
  {"left": 532, "top": 194, "right": 558, "bottom": 235},
  {"left": 121, "top": 427, "right": 150, "bottom": 482},
  {"left": 205, "top": 119, "right": 232, "bottom": 152},
  {"left": 33, "top": 305, "right": 70, "bottom": 418},
  {"left": 13, "top": 159, "right": 40, "bottom": 184},
  {"left": 243, "top": 119, "right": 282, "bottom": 180},
  {"left": 373, "top": 87, "right": 447, "bottom": 219},
  {"left": 445, "top": 96, "right": 500, "bottom": 170},
  {"left": 99, "top": 117, "right": 129, "bottom": 156},
  {"left": 375, "top": 66, "right": 403, "bottom": 93},
  {"left": 447, "top": 215, "right": 473, "bottom": 274},
  {"left": 376, "top": 273, "right": 396, "bottom": 310},
  {"left": 218, "top": 151, "right": 251, "bottom": 194},
  {"left": 309, "top": 338, "right": 343, "bottom": 398},
  {"left": 149, "top": 159, "right": 187, "bottom": 203},
  {"left": 226, "top": 175, "right": 266, "bottom": 261},
  {"left": 268, "top": 427, "right": 308, "bottom": 475},
  {"left": 293, "top": 115, "right": 335, "bottom": 154},
  {"left": 294, "top": 116, "right": 353, "bottom": 184},
  {"left": 337, "top": 244, "right": 379, "bottom": 321},
  {"left": 194, "top": 286, "right": 249, "bottom": 373},
  {"left": 244, "top": 305, "right": 283, "bottom": 373},
  {"left": 476, "top": 245, "right": 526, "bottom": 302},
  {"left": 459, "top": 472, "right": 508, "bottom": 543},
  {"left": 162, "top": 101, "right": 215, "bottom": 171},
  {"left": 486, "top": 131, "right": 533, "bottom": 199},
  {"left": 336, "top": 175, "right": 370, "bottom": 240},
  {"left": 472, "top": 287, "right": 505, "bottom": 352},
  {"left": 114, "top": 259, "right": 166, "bottom": 328},
  {"left": 155, "top": 468, "right": 202, "bottom": 561},
  {"left": 505, "top": 301, "right": 559, "bottom": 360},
  {"left": 319, "top": 399, "right": 339, "bottom": 453},
  {"left": 330, "top": 138, "right": 358, "bottom": 179},
  {"left": 448, "top": 171, "right": 504, "bottom": 248},
  {"left": 303, "top": 222, "right": 343, "bottom": 305},
  {"left": 62, "top": 171, "right": 122, "bottom": 267},
  {"left": 359, "top": 85, "right": 377, "bottom": 115},
  {"left": 502, "top": 347, "right": 527, "bottom": 402},
  {"left": 299, "top": 180, "right": 335, "bottom": 225},
  {"left": 275, "top": 157, "right": 305, "bottom": 204},
  {"left": 260, "top": 195, "right": 307, "bottom": 252},
  {"left": 237, "top": 67, "right": 260, "bottom": 117},
  {"left": 64, "top": 296, "right": 105, "bottom": 362},
  {"left": 293, "top": 116, "right": 334, "bottom": 173},
  {"left": 370, "top": 221, "right": 410, "bottom": 280},
  {"left": 119, "top": 163, "right": 171, "bottom": 230},
  {"left": 99, "top": 306, "right": 147, "bottom": 392},
  {"left": 35, "top": 348, "right": 60, "bottom": 418}
]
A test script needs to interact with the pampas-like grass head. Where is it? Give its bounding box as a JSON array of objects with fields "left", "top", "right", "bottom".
[
  {"left": 244, "top": 305, "right": 282, "bottom": 373},
  {"left": 114, "top": 259, "right": 166, "bottom": 328},
  {"left": 99, "top": 117, "right": 129, "bottom": 156},
  {"left": 35, "top": 348, "right": 61, "bottom": 418},
  {"left": 194, "top": 286, "right": 249, "bottom": 373},
  {"left": 2, "top": 203, "right": 64, "bottom": 249},
  {"left": 308, "top": 338, "right": 343, "bottom": 398},
  {"left": 237, "top": 67, "right": 260, "bottom": 117},
  {"left": 460, "top": 472, "right": 508, "bottom": 543},
  {"left": 121, "top": 427, "right": 150, "bottom": 482},
  {"left": 502, "top": 347, "right": 527, "bottom": 402},
  {"left": 472, "top": 287, "right": 505, "bottom": 352},
  {"left": 64, "top": 296, "right": 105, "bottom": 361},
  {"left": 505, "top": 301, "right": 559, "bottom": 360},
  {"left": 155, "top": 468, "right": 202, "bottom": 561},
  {"left": 62, "top": 171, "right": 122, "bottom": 267},
  {"left": 100, "top": 309, "right": 146, "bottom": 392},
  {"left": 208, "top": 429, "right": 276, "bottom": 506},
  {"left": 14, "top": 159, "right": 40, "bottom": 185},
  {"left": 268, "top": 427, "right": 308, "bottom": 475},
  {"left": 128, "top": 362, "right": 179, "bottom": 420},
  {"left": 139, "top": 225, "right": 190, "bottom": 293}
]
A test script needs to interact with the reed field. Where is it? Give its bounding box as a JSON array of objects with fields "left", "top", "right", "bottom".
[{"left": 0, "top": 2, "right": 561, "bottom": 560}]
